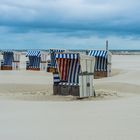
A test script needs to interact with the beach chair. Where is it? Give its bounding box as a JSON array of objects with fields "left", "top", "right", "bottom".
[
  {"left": 26, "top": 50, "right": 48, "bottom": 71},
  {"left": 53, "top": 52, "right": 96, "bottom": 98},
  {"left": 1, "top": 50, "right": 20, "bottom": 70},
  {"left": 88, "top": 50, "right": 112, "bottom": 78}
]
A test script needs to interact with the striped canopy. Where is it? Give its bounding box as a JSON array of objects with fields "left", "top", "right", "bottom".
[
  {"left": 50, "top": 49, "right": 66, "bottom": 67},
  {"left": 55, "top": 53, "right": 80, "bottom": 84},
  {"left": 27, "top": 57, "right": 41, "bottom": 68},
  {"left": 88, "top": 50, "right": 107, "bottom": 58},
  {"left": 26, "top": 50, "right": 41, "bottom": 69},
  {"left": 2, "top": 50, "right": 14, "bottom": 54},
  {"left": 88, "top": 50, "right": 108, "bottom": 71},
  {"left": 55, "top": 53, "right": 79, "bottom": 59},
  {"left": 2, "top": 51, "right": 14, "bottom": 66},
  {"left": 26, "top": 50, "right": 41, "bottom": 57},
  {"left": 50, "top": 49, "right": 65, "bottom": 53}
]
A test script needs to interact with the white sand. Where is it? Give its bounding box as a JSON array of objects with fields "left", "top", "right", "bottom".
[
  {"left": 95, "top": 55, "right": 140, "bottom": 96},
  {"left": 0, "top": 55, "right": 140, "bottom": 140}
]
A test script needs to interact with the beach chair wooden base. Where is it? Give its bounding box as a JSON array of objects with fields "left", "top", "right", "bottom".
[
  {"left": 26, "top": 68, "right": 40, "bottom": 71},
  {"left": 47, "top": 67, "right": 58, "bottom": 73},
  {"left": 53, "top": 84, "right": 80, "bottom": 96},
  {"left": 53, "top": 85, "right": 61, "bottom": 95},
  {"left": 69, "top": 85, "right": 79, "bottom": 96},
  {"left": 60, "top": 85, "right": 70, "bottom": 96},
  {"left": 94, "top": 71, "right": 107, "bottom": 79},
  {"left": 1, "top": 65, "right": 12, "bottom": 70}
]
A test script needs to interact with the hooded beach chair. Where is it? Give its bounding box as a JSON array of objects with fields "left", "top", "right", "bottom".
[
  {"left": 26, "top": 50, "right": 48, "bottom": 71},
  {"left": 88, "top": 50, "right": 112, "bottom": 78},
  {"left": 53, "top": 52, "right": 96, "bottom": 98},
  {"left": 1, "top": 50, "right": 20, "bottom": 70}
]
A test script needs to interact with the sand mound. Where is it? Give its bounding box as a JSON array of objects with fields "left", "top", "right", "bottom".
[{"left": 0, "top": 84, "right": 53, "bottom": 95}]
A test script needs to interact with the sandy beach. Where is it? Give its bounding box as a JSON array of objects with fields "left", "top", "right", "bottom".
[{"left": 0, "top": 54, "right": 140, "bottom": 140}]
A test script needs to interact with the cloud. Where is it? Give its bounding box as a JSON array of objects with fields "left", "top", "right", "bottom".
[
  {"left": 0, "top": 0, "right": 140, "bottom": 49},
  {"left": 0, "top": 0, "right": 140, "bottom": 36}
]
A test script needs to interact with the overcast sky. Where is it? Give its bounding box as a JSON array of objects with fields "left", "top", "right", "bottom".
[{"left": 0, "top": 0, "right": 140, "bottom": 50}]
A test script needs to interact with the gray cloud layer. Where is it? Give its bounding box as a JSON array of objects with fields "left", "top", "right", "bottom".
[
  {"left": 0, "top": 0, "right": 140, "bottom": 49},
  {"left": 0, "top": 0, "right": 140, "bottom": 36}
]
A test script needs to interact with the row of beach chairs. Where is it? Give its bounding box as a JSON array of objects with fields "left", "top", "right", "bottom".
[
  {"left": 0, "top": 49, "right": 112, "bottom": 98},
  {"left": 0, "top": 49, "right": 112, "bottom": 77}
]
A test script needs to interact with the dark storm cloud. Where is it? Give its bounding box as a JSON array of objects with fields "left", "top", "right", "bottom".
[{"left": 0, "top": 0, "right": 140, "bottom": 36}]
